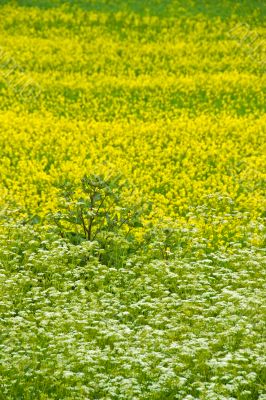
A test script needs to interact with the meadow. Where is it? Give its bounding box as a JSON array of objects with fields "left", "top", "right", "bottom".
[{"left": 0, "top": 1, "right": 265, "bottom": 399}]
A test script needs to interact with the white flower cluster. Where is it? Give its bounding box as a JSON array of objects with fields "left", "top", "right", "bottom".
[{"left": 0, "top": 224, "right": 265, "bottom": 399}]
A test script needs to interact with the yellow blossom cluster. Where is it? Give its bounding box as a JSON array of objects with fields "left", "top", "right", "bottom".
[{"left": 0, "top": 1, "right": 265, "bottom": 248}]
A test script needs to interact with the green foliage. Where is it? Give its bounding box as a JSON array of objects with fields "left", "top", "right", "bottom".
[
  {"left": 0, "top": 220, "right": 265, "bottom": 400},
  {"left": 143, "top": 222, "right": 192, "bottom": 260},
  {"left": 47, "top": 174, "right": 143, "bottom": 267}
]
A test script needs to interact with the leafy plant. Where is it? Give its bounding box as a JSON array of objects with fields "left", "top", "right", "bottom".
[
  {"left": 47, "top": 174, "right": 143, "bottom": 264},
  {"left": 143, "top": 221, "right": 192, "bottom": 260}
]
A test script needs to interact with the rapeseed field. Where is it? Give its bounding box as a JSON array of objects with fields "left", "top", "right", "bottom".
[{"left": 0, "top": 1, "right": 265, "bottom": 399}]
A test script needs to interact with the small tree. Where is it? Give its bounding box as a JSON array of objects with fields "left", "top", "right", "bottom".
[{"left": 48, "top": 174, "right": 143, "bottom": 246}]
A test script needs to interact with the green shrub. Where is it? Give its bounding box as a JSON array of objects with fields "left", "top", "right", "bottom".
[{"left": 47, "top": 174, "right": 143, "bottom": 267}]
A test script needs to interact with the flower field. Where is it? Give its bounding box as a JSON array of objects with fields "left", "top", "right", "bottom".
[{"left": 0, "top": 1, "right": 265, "bottom": 399}]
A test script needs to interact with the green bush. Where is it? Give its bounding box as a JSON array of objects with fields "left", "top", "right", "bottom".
[{"left": 47, "top": 174, "right": 143, "bottom": 267}]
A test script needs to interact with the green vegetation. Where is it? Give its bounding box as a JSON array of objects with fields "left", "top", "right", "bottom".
[{"left": 0, "top": 0, "right": 265, "bottom": 399}]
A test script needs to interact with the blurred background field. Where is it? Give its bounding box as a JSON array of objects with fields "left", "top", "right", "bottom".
[{"left": 0, "top": 0, "right": 265, "bottom": 245}]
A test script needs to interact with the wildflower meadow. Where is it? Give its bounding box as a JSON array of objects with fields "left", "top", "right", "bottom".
[{"left": 0, "top": 1, "right": 265, "bottom": 399}]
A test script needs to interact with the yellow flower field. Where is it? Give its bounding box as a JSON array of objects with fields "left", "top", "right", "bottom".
[{"left": 0, "top": 2, "right": 265, "bottom": 245}]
